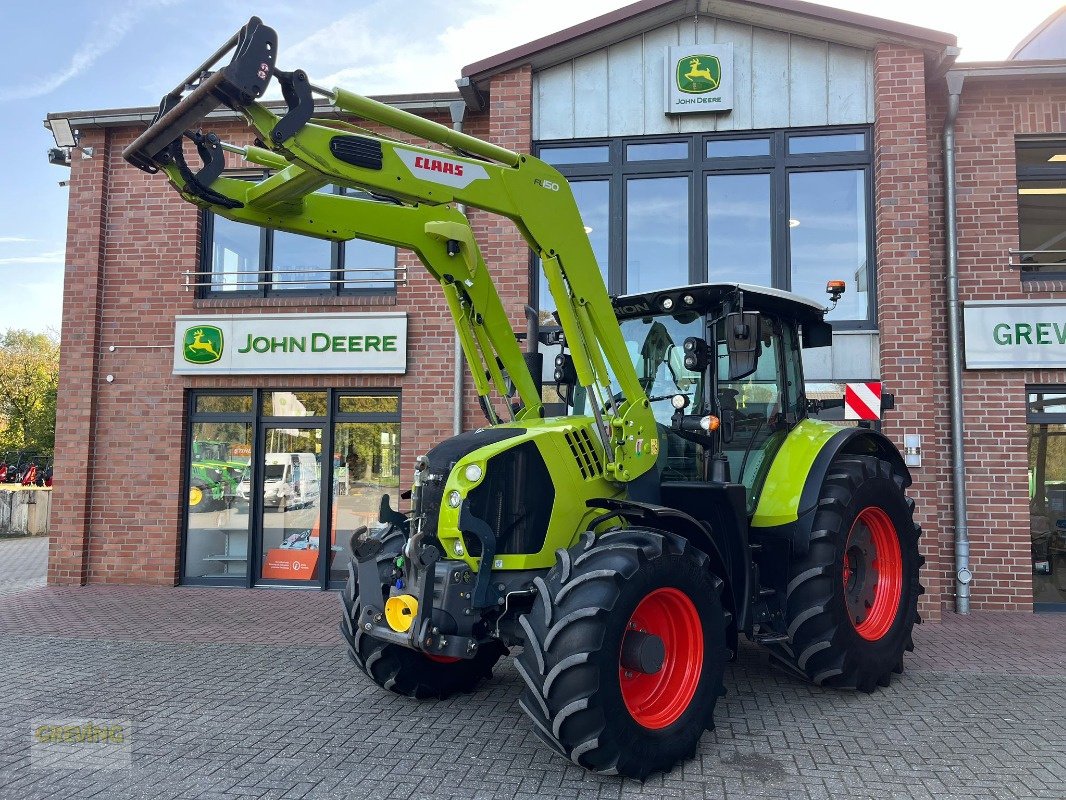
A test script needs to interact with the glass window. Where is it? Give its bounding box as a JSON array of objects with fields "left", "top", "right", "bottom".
[
  {"left": 627, "top": 142, "right": 688, "bottom": 161},
  {"left": 540, "top": 146, "right": 610, "bottom": 166},
  {"left": 789, "top": 133, "right": 866, "bottom": 154},
  {"left": 258, "top": 428, "right": 323, "bottom": 584},
  {"left": 1017, "top": 141, "right": 1066, "bottom": 274},
  {"left": 1028, "top": 389, "right": 1066, "bottom": 606},
  {"left": 789, "top": 170, "right": 869, "bottom": 321},
  {"left": 537, "top": 127, "right": 873, "bottom": 324},
  {"left": 184, "top": 421, "right": 253, "bottom": 579},
  {"left": 337, "top": 395, "right": 400, "bottom": 414},
  {"left": 707, "top": 173, "right": 772, "bottom": 285},
  {"left": 329, "top": 420, "right": 401, "bottom": 583},
  {"left": 194, "top": 393, "right": 253, "bottom": 414},
  {"left": 262, "top": 391, "right": 328, "bottom": 417},
  {"left": 271, "top": 231, "right": 333, "bottom": 291},
  {"left": 706, "top": 138, "right": 770, "bottom": 158},
  {"left": 344, "top": 239, "right": 397, "bottom": 290},
  {"left": 538, "top": 180, "right": 609, "bottom": 326},
  {"left": 210, "top": 217, "right": 260, "bottom": 292},
  {"left": 626, "top": 176, "right": 689, "bottom": 294}
]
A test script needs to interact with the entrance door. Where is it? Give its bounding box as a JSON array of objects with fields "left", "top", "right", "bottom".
[{"left": 254, "top": 426, "right": 325, "bottom": 586}]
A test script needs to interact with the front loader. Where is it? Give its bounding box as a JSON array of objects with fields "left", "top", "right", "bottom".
[{"left": 124, "top": 18, "right": 924, "bottom": 779}]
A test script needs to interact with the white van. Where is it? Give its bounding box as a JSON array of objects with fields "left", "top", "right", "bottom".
[{"left": 237, "top": 453, "right": 320, "bottom": 511}]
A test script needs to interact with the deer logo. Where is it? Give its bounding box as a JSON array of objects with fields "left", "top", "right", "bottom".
[
  {"left": 676, "top": 54, "right": 721, "bottom": 94},
  {"left": 182, "top": 326, "right": 224, "bottom": 364}
]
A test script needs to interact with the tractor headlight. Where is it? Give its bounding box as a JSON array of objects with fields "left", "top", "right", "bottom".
[
  {"left": 464, "top": 464, "right": 483, "bottom": 483},
  {"left": 447, "top": 490, "right": 462, "bottom": 508},
  {"left": 671, "top": 394, "right": 689, "bottom": 410}
]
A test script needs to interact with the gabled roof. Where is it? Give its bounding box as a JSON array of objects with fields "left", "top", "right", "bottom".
[{"left": 462, "top": 0, "right": 956, "bottom": 84}]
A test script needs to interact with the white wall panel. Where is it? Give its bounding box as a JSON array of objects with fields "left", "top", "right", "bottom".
[
  {"left": 606, "top": 36, "right": 646, "bottom": 136},
  {"left": 531, "top": 17, "right": 873, "bottom": 140},
  {"left": 573, "top": 50, "right": 610, "bottom": 138},
  {"left": 788, "top": 36, "right": 829, "bottom": 127},
  {"left": 802, "top": 333, "right": 880, "bottom": 382}
]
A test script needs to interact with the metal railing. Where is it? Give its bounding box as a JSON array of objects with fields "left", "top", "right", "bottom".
[
  {"left": 182, "top": 266, "right": 408, "bottom": 290},
  {"left": 1008, "top": 249, "right": 1066, "bottom": 272}
]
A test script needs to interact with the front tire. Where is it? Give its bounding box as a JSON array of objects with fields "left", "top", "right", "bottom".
[
  {"left": 516, "top": 529, "right": 728, "bottom": 779},
  {"left": 768, "top": 455, "right": 923, "bottom": 692},
  {"left": 339, "top": 533, "right": 505, "bottom": 700}
]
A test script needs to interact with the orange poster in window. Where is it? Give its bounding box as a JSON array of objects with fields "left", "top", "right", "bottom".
[{"left": 262, "top": 549, "right": 319, "bottom": 580}]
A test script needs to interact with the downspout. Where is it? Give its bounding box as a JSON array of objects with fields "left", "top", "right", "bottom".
[
  {"left": 943, "top": 71, "right": 972, "bottom": 613},
  {"left": 449, "top": 100, "right": 467, "bottom": 436}
]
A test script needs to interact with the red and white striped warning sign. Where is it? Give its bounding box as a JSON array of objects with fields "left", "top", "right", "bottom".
[{"left": 844, "top": 382, "right": 882, "bottom": 420}]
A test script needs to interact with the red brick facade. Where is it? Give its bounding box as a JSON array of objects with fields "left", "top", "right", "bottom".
[{"left": 48, "top": 32, "right": 1061, "bottom": 620}]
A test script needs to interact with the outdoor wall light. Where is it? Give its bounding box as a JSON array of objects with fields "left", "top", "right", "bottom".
[
  {"left": 47, "top": 117, "right": 93, "bottom": 159},
  {"left": 903, "top": 433, "right": 921, "bottom": 468},
  {"left": 105, "top": 374, "right": 115, "bottom": 383}
]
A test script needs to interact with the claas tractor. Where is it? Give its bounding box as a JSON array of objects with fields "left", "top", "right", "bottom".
[{"left": 124, "top": 18, "right": 923, "bottom": 779}]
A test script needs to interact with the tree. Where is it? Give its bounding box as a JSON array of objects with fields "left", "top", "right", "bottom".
[{"left": 0, "top": 329, "right": 59, "bottom": 456}]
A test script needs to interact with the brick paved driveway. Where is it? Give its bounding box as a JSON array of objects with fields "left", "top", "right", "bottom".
[{"left": 0, "top": 577, "right": 1063, "bottom": 799}]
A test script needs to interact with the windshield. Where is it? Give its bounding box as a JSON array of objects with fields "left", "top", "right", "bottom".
[
  {"left": 264, "top": 464, "right": 286, "bottom": 480},
  {"left": 576, "top": 314, "right": 704, "bottom": 425},
  {"left": 194, "top": 442, "right": 228, "bottom": 461}
]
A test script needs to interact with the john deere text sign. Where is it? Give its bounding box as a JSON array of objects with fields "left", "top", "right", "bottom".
[
  {"left": 963, "top": 301, "right": 1066, "bottom": 369},
  {"left": 173, "top": 313, "right": 407, "bottom": 375},
  {"left": 665, "top": 45, "right": 733, "bottom": 115}
]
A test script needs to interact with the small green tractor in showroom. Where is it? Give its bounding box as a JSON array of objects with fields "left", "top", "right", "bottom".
[
  {"left": 124, "top": 18, "right": 923, "bottom": 778},
  {"left": 188, "top": 440, "right": 246, "bottom": 511}
]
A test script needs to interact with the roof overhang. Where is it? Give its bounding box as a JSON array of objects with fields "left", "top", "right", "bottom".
[
  {"left": 462, "top": 0, "right": 957, "bottom": 85},
  {"left": 45, "top": 92, "right": 463, "bottom": 132},
  {"left": 947, "top": 59, "right": 1066, "bottom": 82}
]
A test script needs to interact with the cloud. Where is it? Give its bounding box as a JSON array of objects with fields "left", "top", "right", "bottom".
[
  {"left": 0, "top": 237, "right": 34, "bottom": 243},
  {"left": 0, "top": 250, "right": 64, "bottom": 265},
  {"left": 0, "top": 0, "right": 185, "bottom": 102}
]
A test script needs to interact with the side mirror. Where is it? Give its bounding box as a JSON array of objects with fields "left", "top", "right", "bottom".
[{"left": 725, "top": 311, "right": 761, "bottom": 380}]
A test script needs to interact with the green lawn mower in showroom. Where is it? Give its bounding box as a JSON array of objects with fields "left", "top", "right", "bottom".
[{"left": 123, "top": 18, "right": 923, "bottom": 779}]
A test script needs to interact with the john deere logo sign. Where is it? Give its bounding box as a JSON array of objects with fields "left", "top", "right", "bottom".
[
  {"left": 676, "top": 55, "right": 720, "bottom": 94},
  {"left": 182, "top": 326, "right": 223, "bottom": 364},
  {"left": 665, "top": 45, "right": 733, "bottom": 115},
  {"left": 173, "top": 313, "right": 407, "bottom": 375}
]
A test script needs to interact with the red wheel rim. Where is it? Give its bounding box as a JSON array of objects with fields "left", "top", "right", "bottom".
[
  {"left": 423, "top": 653, "right": 461, "bottom": 664},
  {"left": 619, "top": 587, "right": 703, "bottom": 729},
  {"left": 843, "top": 506, "right": 903, "bottom": 641}
]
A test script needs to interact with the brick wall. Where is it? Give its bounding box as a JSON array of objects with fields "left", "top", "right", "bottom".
[
  {"left": 48, "top": 91, "right": 537, "bottom": 585},
  {"left": 949, "top": 78, "right": 1066, "bottom": 610},
  {"left": 873, "top": 45, "right": 943, "bottom": 622}
]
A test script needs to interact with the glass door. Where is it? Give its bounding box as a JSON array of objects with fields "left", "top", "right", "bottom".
[{"left": 255, "top": 426, "right": 325, "bottom": 586}]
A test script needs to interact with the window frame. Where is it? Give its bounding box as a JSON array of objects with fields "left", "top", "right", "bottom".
[
  {"left": 534, "top": 126, "right": 875, "bottom": 330},
  {"left": 1016, "top": 138, "right": 1066, "bottom": 281},
  {"left": 180, "top": 388, "right": 401, "bottom": 589},
  {"left": 199, "top": 182, "right": 399, "bottom": 298}
]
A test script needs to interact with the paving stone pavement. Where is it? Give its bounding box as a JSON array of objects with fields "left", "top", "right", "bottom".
[
  {"left": 0, "top": 536, "right": 47, "bottom": 596},
  {"left": 0, "top": 575, "right": 1063, "bottom": 798}
]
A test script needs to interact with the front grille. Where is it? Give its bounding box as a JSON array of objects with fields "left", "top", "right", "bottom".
[
  {"left": 564, "top": 428, "right": 603, "bottom": 479},
  {"left": 466, "top": 441, "right": 554, "bottom": 556}
]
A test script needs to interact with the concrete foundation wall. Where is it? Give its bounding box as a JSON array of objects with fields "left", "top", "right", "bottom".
[{"left": 0, "top": 490, "right": 52, "bottom": 536}]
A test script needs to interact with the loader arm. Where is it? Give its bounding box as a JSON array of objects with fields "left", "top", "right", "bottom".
[{"left": 123, "top": 16, "right": 656, "bottom": 482}]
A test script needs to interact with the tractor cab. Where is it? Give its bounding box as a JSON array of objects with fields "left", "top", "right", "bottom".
[{"left": 569, "top": 283, "right": 833, "bottom": 514}]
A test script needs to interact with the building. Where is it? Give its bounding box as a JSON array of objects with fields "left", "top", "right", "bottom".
[{"left": 45, "top": 0, "right": 1066, "bottom": 618}]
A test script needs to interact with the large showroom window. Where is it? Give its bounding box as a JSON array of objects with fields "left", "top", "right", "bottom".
[
  {"left": 183, "top": 389, "right": 400, "bottom": 589},
  {"left": 1028, "top": 387, "right": 1066, "bottom": 610},
  {"left": 1016, "top": 139, "right": 1066, "bottom": 278},
  {"left": 200, "top": 185, "right": 399, "bottom": 296},
  {"left": 536, "top": 127, "right": 874, "bottom": 329}
]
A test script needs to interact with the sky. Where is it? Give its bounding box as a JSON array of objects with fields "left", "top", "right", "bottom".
[{"left": 0, "top": 0, "right": 1062, "bottom": 335}]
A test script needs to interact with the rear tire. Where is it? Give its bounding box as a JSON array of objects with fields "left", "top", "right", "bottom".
[
  {"left": 339, "top": 533, "right": 505, "bottom": 700},
  {"left": 516, "top": 529, "right": 728, "bottom": 779},
  {"left": 768, "top": 455, "right": 923, "bottom": 692}
]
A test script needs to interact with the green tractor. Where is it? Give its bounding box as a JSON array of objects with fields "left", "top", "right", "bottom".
[
  {"left": 126, "top": 18, "right": 923, "bottom": 779},
  {"left": 189, "top": 440, "right": 245, "bottom": 512}
]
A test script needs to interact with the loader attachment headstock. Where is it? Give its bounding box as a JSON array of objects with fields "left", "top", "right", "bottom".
[{"left": 122, "top": 15, "right": 313, "bottom": 204}]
